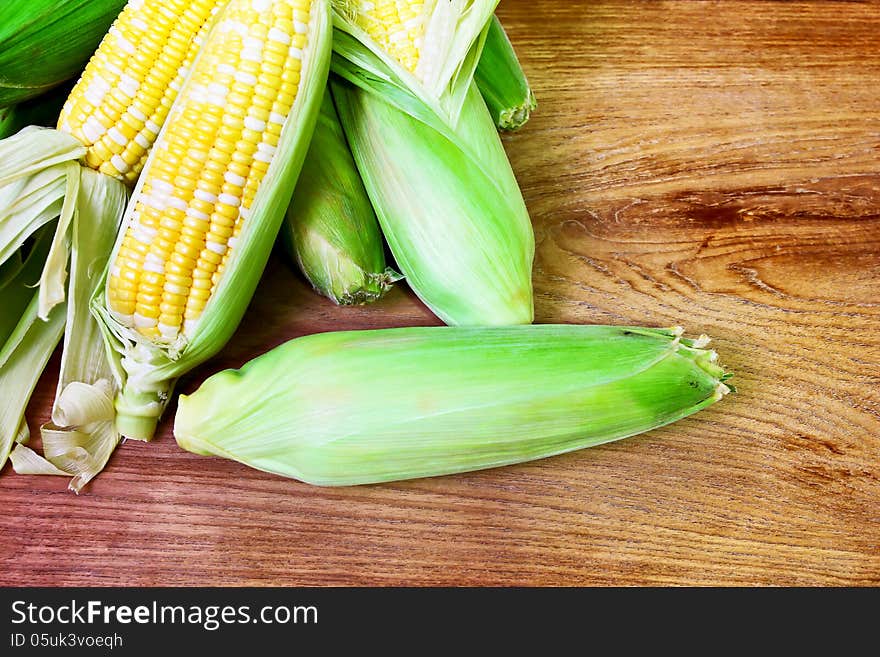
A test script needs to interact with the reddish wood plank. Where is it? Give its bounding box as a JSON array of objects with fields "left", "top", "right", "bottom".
[{"left": 1, "top": 1, "right": 878, "bottom": 586}]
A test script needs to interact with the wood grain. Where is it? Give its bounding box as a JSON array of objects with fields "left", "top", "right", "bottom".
[{"left": 2, "top": 0, "right": 879, "bottom": 586}]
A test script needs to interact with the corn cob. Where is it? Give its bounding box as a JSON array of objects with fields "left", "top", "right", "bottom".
[
  {"left": 346, "top": 1, "right": 428, "bottom": 75},
  {"left": 57, "top": 0, "right": 228, "bottom": 185},
  {"left": 475, "top": 15, "right": 536, "bottom": 131},
  {"left": 174, "top": 325, "right": 732, "bottom": 487},
  {"left": 1, "top": 0, "right": 230, "bottom": 322},
  {"left": 280, "top": 86, "right": 398, "bottom": 305},
  {"left": 0, "top": 0, "right": 126, "bottom": 107},
  {"left": 332, "top": 1, "right": 535, "bottom": 325},
  {"left": 0, "top": 0, "right": 225, "bottom": 482},
  {"left": 91, "top": 0, "right": 332, "bottom": 441}
]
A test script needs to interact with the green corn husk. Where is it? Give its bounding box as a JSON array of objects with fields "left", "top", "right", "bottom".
[
  {"left": 0, "top": 123, "right": 85, "bottom": 477},
  {"left": 0, "top": 297, "right": 67, "bottom": 472},
  {"left": 9, "top": 168, "right": 126, "bottom": 491},
  {"left": 331, "top": 2, "right": 535, "bottom": 326},
  {"left": 0, "top": 85, "right": 70, "bottom": 140},
  {"left": 0, "top": 225, "right": 66, "bottom": 472},
  {"left": 90, "top": 0, "right": 333, "bottom": 441},
  {"left": 0, "top": 85, "right": 83, "bottom": 344},
  {"left": 0, "top": 134, "right": 126, "bottom": 487},
  {"left": 0, "top": 164, "right": 126, "bottom": 487},
  {"left": 280, "top": 86, "right": 398, "bottom": 305},
  {"left": 174, "top": 325, "right": 732, "bottom": 487},
  {"left": 332, "top": 0, "right": 500, "bottom": 122},
  {"left": 0, "top": 107, "right": 10, "bottom": 137},
  {"left": 475, "top": 15, "right": 536, "bottom": 131},
  {"left": 0, "top": 225, "right": 55, "bottom": 350},
  {"left": 0, "top": 127, "right": 89, "bottom": 321},
  {"left": 333, "top": 78, "right": 534, "bottom": 325},
  {"left": 0, "top": 0, "right": 126, "bottom": 107}
]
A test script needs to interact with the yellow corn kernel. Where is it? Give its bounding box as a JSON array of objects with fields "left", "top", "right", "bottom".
[
  {"left": 352, "top": 0, "right": 427, "bottom": 73},
  {"left": 59, "top": 0, "right": 226, "bottom": 184},
  {"left": 107, "top": 0, "right": 312, "bottom": 342}
]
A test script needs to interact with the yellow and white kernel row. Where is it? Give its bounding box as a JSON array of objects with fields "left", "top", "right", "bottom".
[
  {"left": 57, "top": 0, "right": 225, "bottom": 184},
  {"left": 107, "top": 0, "right": 313, "bottom": 341}
]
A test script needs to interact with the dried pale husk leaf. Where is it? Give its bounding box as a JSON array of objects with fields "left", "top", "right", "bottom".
[
  {"left": 10, "top": 445, "right": 69, "bottom": 477},
  {"left": 0, "top": 284, "right": 63, "bottom": 475},
  {"left": 52, "top": 169, "right": 127, "bottom": 410},
  {"left": 0, "top": 175, "right": 63, "bottom": 267},
  {"left": 13, "top": 410, "right": 121, "bottom": 491},
  {"left": 52, "top": 381, "right": 116, "bottom": 428},
  {"left": 15, "top": 419, "right": 29, "bottom": 445},
  {"left": 30, "top": 389, "right": 120, "bottom": 492},
  {"left": 0, "top": 128, "right": 86, "bottom": 322},
  {"left": 11, "top": 169, "right": 127, "bottom": 491},
  {"left": 0, "top": 126, "right": 85, "bottom": 183},
  {"left": 36, "top": 160, "right": 80, "bottom": 319}
]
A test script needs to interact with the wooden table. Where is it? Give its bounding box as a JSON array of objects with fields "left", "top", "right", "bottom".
[{"left": 2, "top": 0, "right": 878, "bottom": 587}]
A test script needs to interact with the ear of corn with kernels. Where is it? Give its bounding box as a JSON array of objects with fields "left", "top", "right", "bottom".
[
  {"left": 0, "top": 0, "right": 229, "bottom": 324},
  {"left": 57, "top": 0, "right": 226, "bottom": 185},
  {"left": 0, "top": 0, "right": 127, "bottom": 107},
  {"left": 280, "top": 86, "right": 398, "bottom": 306},
  {"left": 333, "top": 0, "right": 499, "bottom": 120},
  {"left": 331, "top": 1, "right": 535, "bottom": 325},
  {"left": 174, "top": 325, "right": 732, "bottom": 487},
  {"left": 0, "top": 0, "right": 232, "bottom": 481},
  {"left": 92, "top": 0, "right": 333, "bottom": 441},
  {"left": 280, "top": 11, "right": 534, "bottom": 308}
]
